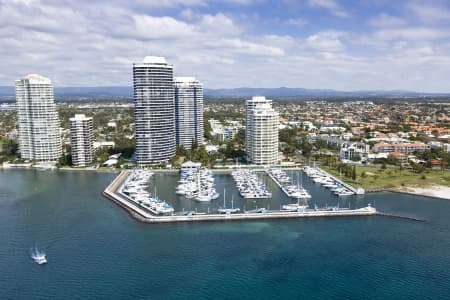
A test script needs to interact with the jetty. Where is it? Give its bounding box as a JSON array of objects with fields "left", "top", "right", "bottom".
[
  {"left": 316, "top": 166, "right": 365, "bottom": 195},
  {"left": 103, "top": 171, "right": 378, "bottom": 224},
  {"left": 265, "top": 168, "right": 292, "bottom": 197}
]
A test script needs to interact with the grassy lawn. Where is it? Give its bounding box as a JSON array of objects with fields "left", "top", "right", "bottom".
[{"left": 321, "top": 165, "right": 450, "bottom": 191}]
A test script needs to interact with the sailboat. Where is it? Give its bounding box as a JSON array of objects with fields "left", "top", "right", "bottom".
[
  {"left": 217, "top": 189, "right": 240, "bottom": 214},
  {"left": 289, "top": 173, "right": 312, "bottom": 199},
  {"left": 282, "top": 175, "right": 309, "bottom": 211}
]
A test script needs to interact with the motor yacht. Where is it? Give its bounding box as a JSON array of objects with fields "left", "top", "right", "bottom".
[{"left": 31, "top": 247, "right": 47, "bottom": 265}]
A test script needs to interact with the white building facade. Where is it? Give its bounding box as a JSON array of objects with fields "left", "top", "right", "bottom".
[
  {"left": 133, "top": 56, "right": 176, "bottom": 165},
  {"left": 174, "top": 77, "right": 204, "bottom": 150},
  {"left": 245, "top": 96, "right": 279, "bottom": 164},
  {"left": 339, "top": 142, "right": 369, "bottom": 162},
  {"left": 70, "top": 114, "right": 93, "bottom": 167},
  {"left": 15, "top": 74, "right": 62, "bottom": 161}
]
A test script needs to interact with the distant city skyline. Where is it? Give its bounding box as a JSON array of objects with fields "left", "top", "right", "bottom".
[{"left": 1, "top": 1, "right": 450, "bottom": 92}]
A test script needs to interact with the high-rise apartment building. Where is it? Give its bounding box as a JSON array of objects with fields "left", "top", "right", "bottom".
[
  {"left": 245, "top": 96, "right": 279, "bottom": 164},
  {"left": 15, "top": 74, "right": 62, "bottom": 161},
  {"left": 133, "top": 56, "right": 175, "bottom": 165},
  {"left": 174, "top": 77, "right": 204, "bottom": 150},
  {"left": 70, "top": 114, "right": 93, "bottom": 167},
  {"left": 245, "top": 96, "right": 271, "bottom": 161}
]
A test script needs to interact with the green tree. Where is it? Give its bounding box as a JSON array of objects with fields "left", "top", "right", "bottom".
[
  {"left": 234, "top": 128, "right": 245, "bottom": 145},
  {"left": 204, "top": 119, "right": 212, "bottom": 140},
  {"left": 176, "top": 145, "right": 188, "bottom": 157},
  {"left": 58, "top": 144, "right": 72, "bottom": 166},
  {"left": 3, "top": 139, "right": 19, "bottom": 156}
]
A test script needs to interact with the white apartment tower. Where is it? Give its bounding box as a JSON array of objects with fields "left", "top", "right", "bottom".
[
  {"left": 174, "top": 77, "right": 204, "bottom": 150},
  {"left": 15, "top": 74, "right": 62, "bottom": 161},
  {"left": 133, "top": 56, "right": 176, "bottom": 165},
  {"left": 245, "top": 96, "right": 279, "bottom": 165},
  {"left": 70, "top": 114, "right": 93, "bottom": 167}
]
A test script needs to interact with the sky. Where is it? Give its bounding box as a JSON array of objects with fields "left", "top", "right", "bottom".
[{"left": 1, "top": 0, "right": 450, "bottom": 92}]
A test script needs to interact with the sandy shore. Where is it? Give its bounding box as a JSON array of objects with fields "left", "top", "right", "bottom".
[{"left": 401, "top": 186, "right": 450, "bottom": 200}]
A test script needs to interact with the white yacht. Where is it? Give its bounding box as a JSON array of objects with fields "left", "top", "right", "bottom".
[
  {"left": 233, "top": 169, "right": 272, "bottom": 199},
  {"left": 282, "top": 203, "right": 309, "bottom": 211},
  {"left": 154, "top": 202, "right": 175, "bottom": 214},
  {"left": 195, "top": 194, "right": 212, "bottom": 202},
  {"left": 290, "top": 190, "right": 312, "bottom": 199}
]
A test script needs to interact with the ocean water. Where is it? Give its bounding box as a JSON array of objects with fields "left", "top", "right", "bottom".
[{"left": 1, "top": 169, "right": 450, "bottom": 299}]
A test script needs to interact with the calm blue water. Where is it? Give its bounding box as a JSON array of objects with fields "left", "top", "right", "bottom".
[{"left": 1, "top": 169, "right": 450, "bottom": 299}]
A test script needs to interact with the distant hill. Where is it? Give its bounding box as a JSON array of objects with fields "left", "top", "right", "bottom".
[
  {"left": 1, "top": 86, "right": 449, "bottom": 99},
  {"left": 204, "top": 87, "right": 450, "bottom": 98},
  {"left": 0, "top": 86, "right": 132, "bottom": 98},
  {"left": 0, "top": 86, "right": 14, "bottom": 96}
]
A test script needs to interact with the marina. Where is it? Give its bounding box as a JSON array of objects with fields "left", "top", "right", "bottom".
[
  {"left": 265, "top": 167, "right": 312, "bottom": 200},
  {"left": 103, "top": 170, "right": 378, "bottom": 223},
  {"left": 303, "top": 165, "right": 364, "bottom": 196},
  {"left": 176, "top": 162, "right": 219, "bottom": 202},
  {"left": 305, "top": 165, "right": 365, "bottom": 195},
  {"left": 118, "top": 169, "right": 174, "bottom": 215},
  {"left": 232, "top": 168, "right": 271, "bottom": 199}
]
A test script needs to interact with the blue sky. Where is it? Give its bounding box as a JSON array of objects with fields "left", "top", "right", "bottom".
[{"left": 1, "top": 0, "right": 450, "bottom": 92}]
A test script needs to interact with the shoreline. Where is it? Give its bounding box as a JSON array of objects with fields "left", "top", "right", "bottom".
[
  {"left": 0, "top": 166, "right": 120, "bottom": 174},
  {"left": 365, "top": 186, "right": 450, "bottom": 200},
  {"left": 395, "top": 186, "right": 450, "bottom": 200}
]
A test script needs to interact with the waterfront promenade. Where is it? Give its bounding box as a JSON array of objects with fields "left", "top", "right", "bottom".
[{"left": 103, "top": 171, "right": 377, "bottom": 223}]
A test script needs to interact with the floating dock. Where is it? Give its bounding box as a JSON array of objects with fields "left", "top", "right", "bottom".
[{"left": 102, "top": 171, "right": 378, "bottom": 223}]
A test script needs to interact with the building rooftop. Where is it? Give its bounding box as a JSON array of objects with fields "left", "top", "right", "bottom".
[
  {"left": 142, "top": 56, "right": 167, "bottom": 64},
  {"left": 175, "top": 77, "right": 196, "bottom": 82},
  {"left": 19, "top": 74, "right": 51, "bottom": 85},
  {"left": 174, "top": 77, "right": 202, "bottom": 87},
  {"left": 70, "top": 114, "right": 92, "bottom": 121},
  {"left": 251, "top": 96, "right": 267, "bottom": 101}
]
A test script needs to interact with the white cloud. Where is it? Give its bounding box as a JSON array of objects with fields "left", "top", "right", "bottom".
[
  {"left": 132, "top": 15, "right": 196, "bottom": 40},
  {"left": 285, "top": 18, "right": 308, "bottom": 27},
  {"left": 197, "top": 13, "right": 241, "bottom": 36},
  {"left": 219, "top": 0, "right": 255, "bottom": 5},
  {"left": 306, "top": 31, "right": 346, "bottom": 52},
  {"left": 307, "top": 0, "right": 348, "bottom": 18},
  {"left": 373, "top": 27, "right": 450, "bottom": 41},
  {"left": 369, "top": 13, "right": 406, "bottom": 27},
  {"left": 407, "top": 2, "right": 450, "bottom": 23},
  {"left": 0, "top": 0, "right": 449, "bottom": 92},
  {"left": 131, "top": 0, "right": 207, "bottom": 8},
  {"left": 180, "top": 8, "right": 195, "bottom": 20}
]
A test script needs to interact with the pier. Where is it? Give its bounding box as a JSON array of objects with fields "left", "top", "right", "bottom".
[
  {"left": 316, "top": 166, "right": 365, "bottom": 195},
  {"left": 265, "top": 169, "right": 293, "bottom": 198},
  {"left": 103, "top": 171, "right": 378, "bottom": 223}
]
